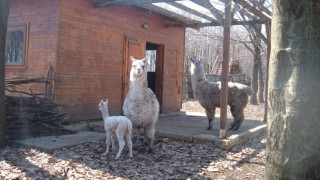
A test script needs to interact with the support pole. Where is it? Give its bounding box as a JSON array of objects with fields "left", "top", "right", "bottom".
[
  {"left": 0, "top": 0, "right": 11, "bottom": 148},
  {"left": 220, "top": 0, "right": 232, "bottom": 139}
]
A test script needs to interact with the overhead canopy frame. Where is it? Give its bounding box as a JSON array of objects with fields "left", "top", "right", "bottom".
[
  {"left": 94, "top": 0, "right": 271, "bottom": 28},
  {"left": 94, "top": 0, "right": 272, "bottom": 139}
]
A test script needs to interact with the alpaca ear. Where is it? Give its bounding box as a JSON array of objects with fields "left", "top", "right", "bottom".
[
  {"left": 105, "top": 98, "right": 108, "bottom": 103},
  {"left": 130, "top": 56, "right": 135, "bottom": 62},
  {"left": 141, "top": 57, "right": 147, "bottom": 62},
  {"left": 190, "top": 58, "right": 195, "bottom": 64}
]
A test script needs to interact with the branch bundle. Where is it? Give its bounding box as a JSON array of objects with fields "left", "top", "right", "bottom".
[{"left": 5, "top": 76, "right": 73, "bottom": 141}]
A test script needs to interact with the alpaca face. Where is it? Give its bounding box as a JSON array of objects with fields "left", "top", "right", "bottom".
[
  {"left": 130, "top": 56, "right": 147, "bottom": 77},
  {"left": 98, "top": 99, "right": 108, "bottom": 111},
  {"left": 190, "top": 58, "right": 203, "bottom": 75}
]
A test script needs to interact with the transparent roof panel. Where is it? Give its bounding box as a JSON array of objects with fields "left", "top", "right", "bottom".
[
  {"left": 139, "top": 0, "right": 272, "bottom": 25},
  {"left": 153, "top": 2, "right": 212, "bottom": 23}
]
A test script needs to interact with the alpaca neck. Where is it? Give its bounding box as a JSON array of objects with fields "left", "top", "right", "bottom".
[
  {"left": 191, "top": 70, "right": 207, "bottom": 93},
  {"left": 130, "top": 72, "right": 148, "bottom": 97},
  {"left": 101, "top": 107, "right": 110, "bottom": 120}
]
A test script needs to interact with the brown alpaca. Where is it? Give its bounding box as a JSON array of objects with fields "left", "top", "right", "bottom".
[{"left": 190, "top": 58, "right": 253, "bottom": 130}]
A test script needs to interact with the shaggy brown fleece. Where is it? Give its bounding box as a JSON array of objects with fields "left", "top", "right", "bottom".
[{"left": 190, "top": 58, "right": 253, "bottom": 130}]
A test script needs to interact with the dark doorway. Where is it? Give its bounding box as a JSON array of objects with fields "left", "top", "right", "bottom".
[{"left": 145, "top": 42, "right": 163, "bottom": 111}]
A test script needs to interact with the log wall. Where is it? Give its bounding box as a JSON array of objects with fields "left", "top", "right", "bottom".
[
  {"left": 7, "top": 0, "right": 185, "bottom": 122},
  {"left": 6, "top": 0, "right": 59, "bottom": 94},
  {"left": 56, "top": 0, "right": 185, "bottom": 121}
]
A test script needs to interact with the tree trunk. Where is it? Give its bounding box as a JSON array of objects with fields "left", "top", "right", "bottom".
[
  {"left": 258, "top": 56, "right": 264, "bottom": 103},
  {"left": 266, "top": 0, "right": 320, "bottom": 179},
  {"left": 187, "top": 75, "right": 194, "bottom": 99},
  {"left": 250, "top": 31, "right": 261, "bottom": 105},
  {"left": 0, "top": 0, "right": 11, "bottom": 148}
]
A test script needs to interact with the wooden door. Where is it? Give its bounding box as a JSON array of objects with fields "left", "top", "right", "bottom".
[
  {"left": 155, "top": 45, "right": 164, "bottom": 111},
  {"left": 121, "top": 36, "right": 145, "bottom": 106},
  {"left": 162, "top": 48, "right": 180, "bottom": 112}
]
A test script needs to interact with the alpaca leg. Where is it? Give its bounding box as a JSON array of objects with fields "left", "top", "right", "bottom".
[
  {"left": 229, "top": 106, "right": 244, "bottom": 130},
  {"left": 115, "top": 127, "right": 126, "bottom": 160},
  {"left": 233, "top": 110, "right": 244, "bottom": 130},
  {"left": 111, "top": 134, "right": 116, "bottom": 152},
  {"left": 132, "top": 127, "right": 139, "bottom": 150},
  {"left": 103, "top": 131, "right": 112, "bottom": 155},
  {"left": 229, "top": 105, "right": 237, "bottom": 130},
  {"left": 125, "top": 132, "right": 133, "bottom": 158},
  {"left": 115, "top": 136, "right": 125, "bottom": 160},
  {"left": 205, "top": 108, "right": 216, "bottom": 130},
  {"left": 145, "top": 127, "right": 155, "bottom": 154}
]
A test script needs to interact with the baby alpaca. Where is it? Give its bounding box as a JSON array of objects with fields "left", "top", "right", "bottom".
[{"left": 99, "top": 99, "right": 133, "bottom": 160}]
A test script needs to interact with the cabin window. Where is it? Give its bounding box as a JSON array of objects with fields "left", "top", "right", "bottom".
[{"left": 5, "top": 25, "right": 27, "bottom": 65}]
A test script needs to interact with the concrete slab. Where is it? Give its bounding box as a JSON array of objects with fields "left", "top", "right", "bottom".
[
  {"left": 15, "top": 111, "right": 266, "bottom": 152},
  {"left": 156, "top": 111, "right": 266, "bottom": 150},
  {"left": 15, "top": 131, "right": 105, "bottom": 153}
]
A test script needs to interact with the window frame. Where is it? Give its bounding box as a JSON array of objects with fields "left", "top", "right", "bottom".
[{"left": 5, "top": 23, "right": 29, "bottom": 68}]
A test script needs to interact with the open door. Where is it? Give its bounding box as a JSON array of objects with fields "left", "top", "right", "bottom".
[
  {"left": 145, "top": 42, "right": 164, "bottom": 112},
  {"left": 122, "top": 36, "right": 145, "bottom": 106}
]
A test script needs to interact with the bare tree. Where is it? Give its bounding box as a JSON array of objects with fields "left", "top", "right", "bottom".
[
  {"left": 266, "top": 0, "right": 320, "bottom": 178},
  {"left": 0, "top": 0, "right": 11, "bottom": 148},
  {"left": 236, "top": 0, "right": 269, "bottom": 105}
]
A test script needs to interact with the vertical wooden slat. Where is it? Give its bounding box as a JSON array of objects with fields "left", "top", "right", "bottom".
[{"left": 220, "top": 0, "right": 232, "bottom": 139}]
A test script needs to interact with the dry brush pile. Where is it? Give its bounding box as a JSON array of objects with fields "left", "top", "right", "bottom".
[{"left": 5, "top": 76, "right": 71, "bottom": 141}]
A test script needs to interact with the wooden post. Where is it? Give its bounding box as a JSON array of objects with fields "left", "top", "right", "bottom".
[
  {"left": 0, "top": 0, "right": 11, "bottom": 148},
  {"left": 220, "top": 0, "right": 232, "bottom": 139}
]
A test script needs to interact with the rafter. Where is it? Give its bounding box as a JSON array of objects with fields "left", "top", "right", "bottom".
[
  {"left": 140, "top": 3, "right": 201, "bottom": 23},
  {"left": 167, "top": 2, "right": 216, "bottom": 22},
  {"left": 191, "top": 0, "right": 224, "bottom": 25},
  {"left": 231, "top": 0, "right": 239, "bottom": 19},
  {"left": 235, "top": 0, "right": 271, "bottom": 22},
  {"left": 166, "top": 20, "right": 265, "bottom": 28},
  {"left": 95, "top": 0, "right": 184, "bottom": 8},
  {"left": 247, "top": 0, "right": 271, "bottom": 16}
]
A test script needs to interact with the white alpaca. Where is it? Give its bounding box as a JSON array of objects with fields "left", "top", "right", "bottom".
[
  {"left": 122, "top": 56, "right": 159, "bottom": 153},
  {"left": 98, "top": 99, "right": 133, "bottom": 160}
]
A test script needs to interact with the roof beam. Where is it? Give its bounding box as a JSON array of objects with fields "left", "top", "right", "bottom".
[
  {"left": 140, "top": 3, "right": 200, "bottom": 23},
  {"left": 247, "top": 0, "right": 271, "bottom": 16},
  {"left": 231, "top": 0, "right": 239, "bottom": 19},
  {"left": 191, "top": 0, "right": 224, "bottom": 25},
  {"left": 166, "top": 20, "right": 265, "bottom": 28},
  {"left": 94, "top": 0, "right": 184, "bottom": 8},
  {"left": 167, "top": 2, "right": 216, "bottom": 22},
  {"left": 235, "top": 0, "right": 271, "bottom": 22}
]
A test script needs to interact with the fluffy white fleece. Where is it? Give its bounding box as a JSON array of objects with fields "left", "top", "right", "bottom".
[{"left": 122, "top": 56, "right": 159, "bottom": 153}]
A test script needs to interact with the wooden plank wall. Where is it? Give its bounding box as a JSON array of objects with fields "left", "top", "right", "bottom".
[
  {"left": 56, "top": 0, "right": 185, "bottom": 121},
  {"left": 6, "top": 0, "right": 60, "bottom": 95}
]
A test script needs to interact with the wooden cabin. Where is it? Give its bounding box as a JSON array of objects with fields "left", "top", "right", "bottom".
[{"left": 5, "top": 0, "right": 187, "bottom": 122}]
